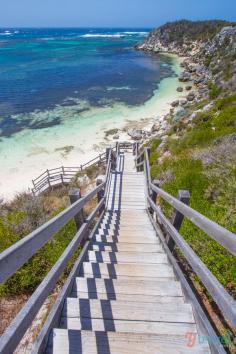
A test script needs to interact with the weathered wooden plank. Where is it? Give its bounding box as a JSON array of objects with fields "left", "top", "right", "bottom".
[
  {"left": 96, "top": 230, "right": 156, "bottom": 238},
  {"left": 70, "top": 291, "right": 184, "bottom": 304},
  {"left": 46, "top": 329, "right": 210, "bottom": 354},
  {"left": 91, "top": 242, "right": 163, "bottom": 253},
  {"left": 87, "top": 251, "right": 168, "bottom": 264},
  {"left": 63, "top": 298, "right": 195, "bottom": 323},
  {"left": 94, "top": 235, "right": 159, "bottom": 244},
  {"left": 81, "top": 262, "right": 174, "bottom": 279},
  {"left": 61, "top": 317, "right": 196, "bottom": 335},
  {"left": 73, "top": 277, "right": 183, "bottom": 297}
]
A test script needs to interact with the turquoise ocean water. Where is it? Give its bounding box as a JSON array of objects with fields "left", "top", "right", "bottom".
[{"left": 0, "top": 28, "right": 183, "bottom": 199}]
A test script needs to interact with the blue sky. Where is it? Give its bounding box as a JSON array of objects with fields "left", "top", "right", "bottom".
[{"left": 0, "top": 0, "right": 235, "bottom": 28}]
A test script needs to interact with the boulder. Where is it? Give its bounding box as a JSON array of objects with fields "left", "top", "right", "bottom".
[
  {"left": 179, "top": 71, "right": 191, "bottom": 82},
  {"left": 185, "top": 85, "right": 192, "bottom": 91},
  {"left": 187, "top": 92, "right": 195, "bottom": 101},
  {"left": 194, "top": 76, "right": 205, "bottom": 85},
  {"left": 113, "top": 134, "right": 119, "bottom": 139},
  {"left": 151, "top": 123, "right": 161, "bottom": 133},
  {"left": 180, "top": 99, "right": 188, "bottom": 106},
  {"left": 171, "top": 100, "right": 179, "bottom": 108},
  {"left": 128, "top": 129, "right": 143, "bottom": 140},
  {"left": 177, "top": 87, "right": 184, "bottom": 92}
]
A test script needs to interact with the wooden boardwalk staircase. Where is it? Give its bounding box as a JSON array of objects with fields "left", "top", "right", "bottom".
[
  {"left": 46, "top": 151, "right": 210, "bottom": 353},
  {"left": 0, "top": 142, "right": 235, "bottom": 354}
]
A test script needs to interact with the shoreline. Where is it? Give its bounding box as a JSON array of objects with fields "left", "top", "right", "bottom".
[{"left": 0, "top": 53, "right": 187, "bottom": 201}]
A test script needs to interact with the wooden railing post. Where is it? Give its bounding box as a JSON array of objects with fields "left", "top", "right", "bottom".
[
  {"left": 111, "top": 150, "right": 116, "bottom": 170},
  {"left": 69, "top": 188, "right": 84, "bottom": 230},
  {"left": 149, "top": 179, "right": 160, "bottom": 215},
  {"left": 166, "top": 189, "right": 190, "bottom": 252},
  {"left": 106, "top": 148, "right": 110, "bottom": 163},
  {"left": 96, "top": 179, "right": 105, "bottom": 215},
  {"left": 151, "top": 179, "right": 160, "bottom": 205},
  {"left": 115, "top": 142, "right": 119, "bottom": 156}
]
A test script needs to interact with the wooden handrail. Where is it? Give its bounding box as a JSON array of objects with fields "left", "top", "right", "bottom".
[
  {"left": 0, "top": 147, "right": 114, "bottom": 354},
  {"left": 148, "top": 196, "right": 236, "bottom": 330},
  {"left": 149, "top": 182, "right": 236, "bottom": 256},
  {"left": 32, "top": 151, "right": 108, "bottom": 195},
  {"left": 139, "top": 147, "right": 236, "bottom": 331},
  {"left": 0, "top": 182, "right": 105, "bottom": 284},
  {"left": 0, "top": 198, "right": 105, "bottom": 354}
]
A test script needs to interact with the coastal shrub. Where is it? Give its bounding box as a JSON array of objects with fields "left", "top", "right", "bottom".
[
  {"left": 168, "top": 94, "right": 236, "bottom": 153},
  {"left": 0, "top": 191, "right": 79, "bottom": 297},
  {"left": 149, "top": 138, "right": 161, "bottom": 165},
  {"left": 148, "top": 94, "right": 236, "bottom": 296},
  {"left": 208, "top": 82, "right": 222, "bottom": 99}
]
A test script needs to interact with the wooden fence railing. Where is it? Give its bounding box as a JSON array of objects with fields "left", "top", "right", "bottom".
[
  {"left": 135, "top": 146, "right": 236, "bottom": 353},
  {"left": 1, "top": 141, "right": 235, "bottom": 354},
  {"left": 31, "top": 153, "right": 108, "bottom": 196},
  {"left": 32, "top": 142, "right": 135, "bottom": 196},
  {"left": 0, "top": 147, "right": 117, "bottom": 354}
]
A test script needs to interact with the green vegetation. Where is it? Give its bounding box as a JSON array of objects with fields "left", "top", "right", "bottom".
[
  {"left": 0, "top": 172, "right": 101, "bottom": 298},
  {"left": 159, "top": 20, "right": 235, "bottom": 43},
  {"left": 0, "top": 191, "right": 78, "bottom": 297},
  {"left": 149, "top": 94, "right": 236, "bottom": 297}
]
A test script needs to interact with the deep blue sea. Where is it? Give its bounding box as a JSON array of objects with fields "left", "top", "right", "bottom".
[{"left": 0, "top": 28, "right": 176, "bottom": 138}]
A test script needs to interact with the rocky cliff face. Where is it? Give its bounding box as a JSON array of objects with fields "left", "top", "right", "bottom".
[{"left": 138, "top": 20, "right": 236, "bottom": 93}]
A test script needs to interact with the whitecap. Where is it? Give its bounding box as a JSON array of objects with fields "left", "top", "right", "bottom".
[
  {"left": 81, "top": 34, "right": 125, "bottom": 38},
  {"left": 123, "top": 31, "right": 149, "bottom": 35},
  {"left": 106, "top": 86, "right": 132, "bottom": 91}
]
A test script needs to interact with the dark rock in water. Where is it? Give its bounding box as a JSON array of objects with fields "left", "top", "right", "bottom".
[
  {"left": 185, "top": 85, "right": 192, "bottom": 91},
  {"left": 128, "top": 129, "right": 143, "bottom": 140},
  {"left": 187, "top": 92, "right": 195, "bottom": 101},
  {"left": 177, "top": 87, "right": 184, "bottom": 92},
  {"left": 171, "top": 100, "right": 179, "bottom": 107}
]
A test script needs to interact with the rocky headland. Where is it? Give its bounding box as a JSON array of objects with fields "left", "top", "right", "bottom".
[{"left": 120, "top": 20, "right": 236, "bottom": 144}]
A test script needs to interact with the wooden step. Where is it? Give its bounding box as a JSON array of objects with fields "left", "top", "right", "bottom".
[
  {"left": 98, "top": 225, "right": 155, "bottom": 233},
  {"left": 63, "top": 298, "right": 195, "bottom": 324},
  {"left": 61, "top": 317, "right": 197, "bottom": 336},
  {"left": 72, "top": 278, "right": 183, "bottom": 298},
  {"left": 47, "top": 329, "right": 210, "bottom": 354},
  {"left": 80, "top": 262, "right": 174, "bottom": 279},
  {"left": 87, "top": 251, "right": 168, "bottom": 264},
  {"left": 91, "top": 242, "right": 163, "bottom": 253},
  {"left": 94, "top": 235, "right": 159, "bottom": 244},
  {"left": 96, "top": 229, "right": 156, "bottom": 238}
]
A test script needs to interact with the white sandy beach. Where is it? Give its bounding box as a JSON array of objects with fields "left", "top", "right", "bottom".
[{"left": 0, "top": 54, "right": 186, "bottom": 201}]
